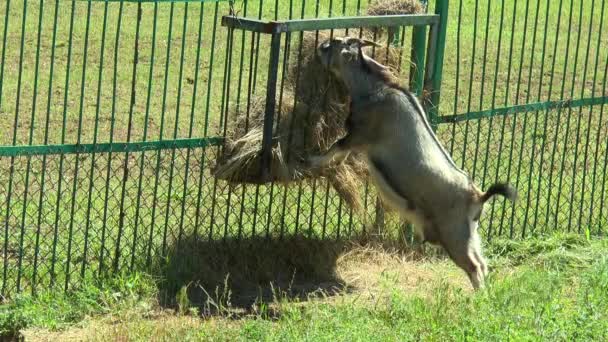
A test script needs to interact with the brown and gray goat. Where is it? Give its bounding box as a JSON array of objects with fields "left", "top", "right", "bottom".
[{"left": 308, "top": 37, "right": 517, "bottom": 289}]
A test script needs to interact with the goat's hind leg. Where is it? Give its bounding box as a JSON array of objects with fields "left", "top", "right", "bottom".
[
  {"left": 470, "top": 223, "right": 488, "bottom": 277},
  {"left": 440, "top": 220, "right": 485, "bottom": 290}
]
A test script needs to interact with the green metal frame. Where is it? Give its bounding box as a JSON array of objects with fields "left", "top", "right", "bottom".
[
  {"left": 0, "top": 137, "right": 223, "bottom": 157},
  {"left": 222, "top": 10, "right": 447, "bottom": 175}
]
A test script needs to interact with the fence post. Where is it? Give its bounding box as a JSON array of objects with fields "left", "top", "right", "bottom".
[
  {"left": 410, "top": 26, "right": 427, "bottom": 96},
  {"left": 423, "top": 0, "right": 449, "bottom": 130},
  {"left": 261, "top": 32, "right": 282, "bottom": 181}
]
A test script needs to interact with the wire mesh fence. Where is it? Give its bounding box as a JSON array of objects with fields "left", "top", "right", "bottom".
[{"left": 0, "top": 0, "right": 607, "bottom": 297}]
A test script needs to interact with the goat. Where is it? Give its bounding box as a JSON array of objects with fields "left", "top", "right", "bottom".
[{"left": 308, "top": 37, "right": 517, "bottom": 289}]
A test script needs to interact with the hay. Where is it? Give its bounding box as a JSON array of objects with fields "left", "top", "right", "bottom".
[
  {"left": 214, "top": 0, "right": 423, "bottom": 212},
  {"left": 366, "top": 0, "right": 425, "bottom": 16}
]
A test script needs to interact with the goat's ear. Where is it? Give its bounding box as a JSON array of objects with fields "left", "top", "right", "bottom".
[{"left": 360, "top": 52, "right": 389, "bottom": 72}]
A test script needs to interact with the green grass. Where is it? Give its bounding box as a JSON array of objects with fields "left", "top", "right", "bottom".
[
  {"left": 0, "top": 0, "right": 607, "bottom": 301},
  {"left": 3, "top": 234, "right": 606, "bottom": 341}
]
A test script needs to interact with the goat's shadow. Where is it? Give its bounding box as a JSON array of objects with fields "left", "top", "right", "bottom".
[{"left": 153, "top": 234, "right": 354, "bottom": 317}]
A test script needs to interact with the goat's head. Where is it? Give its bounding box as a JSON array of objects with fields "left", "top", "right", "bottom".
[{"left": 317, "top": 36, "right": 388, "bottom": 85}]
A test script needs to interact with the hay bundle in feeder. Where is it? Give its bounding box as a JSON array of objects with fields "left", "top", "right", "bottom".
[
  {"left": 214, "top": 0, "right": 423, "bottom": 212},
  {"left": 367, "top": 0, "right": 425, "bottom": 17},
  {"left": 365, "top": 0, "right": 426, "bottom": 44}
]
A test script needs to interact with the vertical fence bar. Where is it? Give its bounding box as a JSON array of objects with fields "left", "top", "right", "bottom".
[
  {"left": 501, "top": 0, "right": 531, "bottom": 238},
  {"left": 29, "top": 0, "right": 47, "bottom": 294},
  {"left": 554, "top": 0, "right": 584, "bottom": 232},
  {"left": 589, "top": 31, "right": 608, "bottom": 234},
  {"left": 195, "top": 1, "right": 221, "bottom": 249},
  {"left": 51, "top": 0, "right": 77, "bottom": 287},
  {"left": 522, "top": 0, "right": 550, "bottom": 237},
  {"left": 114, "top": 2, "right": 142, "bottom": 273},
  {"left": 133, "top": 2, "right": 159, "bottom": 271},
  {"left": 580, "top": 0, "right": 605, "bottom": 232},
  {"left": 234, "top": 0, "right": 250, "bottom": 243},
  {"left": 459, "top": 0, "right": 478, "bottom": 164},
  {"left": 99, "top": 1, "right": 124, "bottom": 276},
  {"left": 513, "top": 0, "right": 541, "bottom": 238},
  {"left": 33, "top": 0, "right": 60, "bottom": 293},
  {"left": 532, "top": 0, "right": 565, "bottom": 233},
  {"left": 568, "top": 0, "right": 596, "bottom": 232},
  {"left": 544, "top": 0, "right": 576, "bottom": 232},
  {"left": 260, "top": 32, "right": 282, "bottom": 183},
  {"left": 221, "top": 25, "right": 235, "bottom": 242},
  {"left": 83, "top": 0, "right": 110, "bottom": 279},
  {"left": 13, "top": 0, "right": 29, "bottom": 293},
  {"left": 162, "top": 2, "right": 189, "bottom": 254},
  {"left": 481, "top": 0, "right": 505, "bottom": 239},
  {"left": 148, "top": 1, "right": 174, "bottom": 258},
  {"left": 449, "top": 0, "right": 462, "bottom": 155},
  {"left": 410, "top": 26, "right": 426, "bottom": 97},
  {"left": 191, "top": 2, "right": 207, "bottom": 246},
  {"left": 471, "top": 0, "right": 492, "bottom": 181},
  {"left": 65, "top": 0, "right": 93, "bottom": 290},
  {"left": 490, "top": 0, "right": 518, "bottom": 237},
  {"left": 1, "top": 0, "right": 12, "bottom": 295},
  {"left": 177, "top": 1, "right": 206, "bottom": 251}
]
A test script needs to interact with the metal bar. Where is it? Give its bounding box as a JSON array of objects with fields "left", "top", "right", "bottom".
[
  {"left": 554, "top": 0, "right": 585, "bottom": 233},
  {"left": 544, "top": 0, "right": 576, "bottom": 232},
  {"left": 148, "top": 1, "right": 174, "bottom": 257},
  {"left": 51, "top": 0, "right": 77, "bottom": 287},
  {"left": 513, "top": 0, "right": 542, "bottom": 238},
  {"left": 260, "top": 32, "right": 282, "bottom": 181},
  {"left": 81, "top": 0, "right": 110, "bottom": 279},
  {"left": 33, "top": 0, "right": 61, "bottom": 293},
  {"left": 439, "top": 96, "right": 608, "bottom": 124},
  {"left": 410, "top": 26, "right": 426, "bottom": 96},
  {"left": 532, "top": 0, "right": 565, "bottom": 233},
  {"left": 482, "top": 0, "right": 506, "bottom": 240},
  {"left": 568, "top": 0, "right": 596, "bottom": 233},
  {"left": 490, "top": 0, "right": 519, "bottom": 236},
  {"left": 0, "top": 0, "right": 10, "bottom": 112},
  {"left": 235, "top": 0, "right": 250, "bottom": 242},
  {"left": 522, "top": 0, "right": 551, "bottom": 237},
  {"left": 471, "top": 0, "right": 492, "bottom": 181},
  {"left": 13, "top": 0, "right": 29, "bottom": 293},
  {"left": 114, "top": 2, "right": 143, "bottom": 273},
  {"left": 99, "top": 0, "right": 124, "bottom": 276},
  {"left": 132, "top": 1, "right": 158, "bottom": 272},
  {"left": 449, "top": 0, "right": 463, "bottom": 156},
  {"left": 589, "top": 18, "right": 608, "bottom": 234},
  {"left": 65, "top": 0, "right": 93, "bottom": 291},
  {"left": 501, "top": 0, "right": 533, "bottom": 237},
  {"left": 28, "top": 0, "right": 47, "bottom": 294},
  {"left": 0, "top": 137, "right": 222, "bottom": 156},
  {"left": 221, "top": 14, "right": 439, "bottom": 33},
  {"left": 191, "top": 0, "right": 220, "bottom": 249},
  {"left": 221, "top": 25, "right": 236, "bottom": 243},
  {"left": 581, "top": 0, "right": 606, "bottom": 232},
  {"left": 459, "top": 0, "right": 479, "bottom": 166}
]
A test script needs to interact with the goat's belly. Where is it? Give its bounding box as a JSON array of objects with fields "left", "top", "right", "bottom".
[{"left": 367, "top": 159, "right": 424, "bottom": 227}]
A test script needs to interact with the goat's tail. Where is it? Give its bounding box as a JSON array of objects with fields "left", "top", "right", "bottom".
[{"left": 479, "top": 183, "right": 518, "bottom": 203}]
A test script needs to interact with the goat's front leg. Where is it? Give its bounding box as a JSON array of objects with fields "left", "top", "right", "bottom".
[{"left": 307, "top": 135, "right": 354, "bottom": 169}]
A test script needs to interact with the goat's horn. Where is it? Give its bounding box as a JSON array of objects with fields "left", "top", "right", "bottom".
[
  {"left": 359, "top": 39, "right": 381, "bottom": 47},
  {"left": 345, "top": 37, "right": 380, "bottom": 48}
]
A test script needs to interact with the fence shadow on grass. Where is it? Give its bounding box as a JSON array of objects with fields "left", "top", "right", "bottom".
[{"left": 153, "top": 234, "right": 355, "bottom": 317}]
